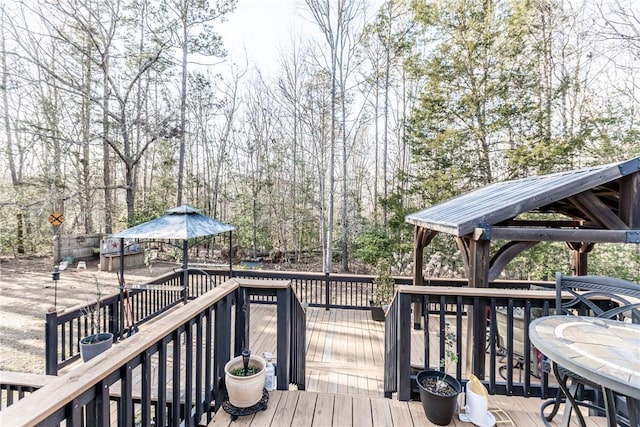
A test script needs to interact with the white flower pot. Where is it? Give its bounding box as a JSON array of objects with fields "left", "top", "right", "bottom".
[{"left": 224, "top": 354, "right": 266, "bottom": 408}]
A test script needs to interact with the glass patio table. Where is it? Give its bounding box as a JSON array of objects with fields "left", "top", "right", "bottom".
[{"left": 529, "top": 315, "right": 640, "bottom": 427}]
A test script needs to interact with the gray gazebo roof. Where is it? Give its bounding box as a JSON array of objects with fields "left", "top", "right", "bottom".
[
  {"left": 113, "top": 205, "right": 235, "bottom": 240},
  {"left": 406, "top": 158, "right": 640, "bottom": 237}
]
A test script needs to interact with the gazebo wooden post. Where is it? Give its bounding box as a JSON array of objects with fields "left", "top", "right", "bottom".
[
  {"left": 413, "top": 226, "right": 424, "bottom": 330},
  {"left": 468, "top": 229, "right": 490, "bottom": 378},
  {"left": 620, "top": 172, "right": 639, "bottom": 227},
  {"left": 182, "top": 240, "right": 189, "bottom": 304},
  {"left": 567, "top": 242, "right": 594, "bottom": 276},
  {"left": 412, "top": 227, "right": 439, "bottom": 330}
]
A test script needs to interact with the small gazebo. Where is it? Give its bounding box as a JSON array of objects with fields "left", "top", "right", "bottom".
[
  {"left": 112, "top": 205, "right": 235, "bottom": 333},
  {"left": 406, "top": 157, "right": 640, "bottom": 291}
]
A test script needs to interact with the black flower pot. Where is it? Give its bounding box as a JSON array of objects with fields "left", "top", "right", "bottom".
[
  {"left": 370, "top": 305, "right": 385, "bottom": 321},
  {"left": 416, "top": 369, "right": 461, "bottom": 425}
]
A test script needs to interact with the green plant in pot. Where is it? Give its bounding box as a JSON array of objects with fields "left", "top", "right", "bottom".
[
  {"left": 416, "top": 322, "right": 462, "bottom": 425},
  {"left": 370, "top": 260, "right": 395, "bottom": 322},
  {"left": 224, "top": 349, "right": 267, "bottom": 408},
  {"left": 79, "top": 277, "right": 114, "bottom": 362}
]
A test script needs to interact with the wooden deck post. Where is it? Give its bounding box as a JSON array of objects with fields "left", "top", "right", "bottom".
[
  {"left": 234, "top": 287, "right": 249, "bottom": 354},
  {"left": 44, "top": 311, "right": 58, "bottom": 376},
  {"left": 398, "top": 293, "right": 412, "bottom": 401},
  {"left": 277, "top": 287, "right": 291, "bottom": 390},
  {"left": 324, "top": 273, "right": 330, "bottom": 310},
  {"left": 213, "top": 295, "right": 231, "bottom": 411}
]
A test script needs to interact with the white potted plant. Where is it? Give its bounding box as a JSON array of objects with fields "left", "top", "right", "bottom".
[
  {"left": 79, "top": 277, "right": 114, "bottom": 362},
  {"left": 224, "top": 350, "right": 266, "bottom": 408}
]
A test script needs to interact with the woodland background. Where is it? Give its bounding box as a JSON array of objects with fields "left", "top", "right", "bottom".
[{"left": 1, "top": 0, "right": 639, "bottom": 281}]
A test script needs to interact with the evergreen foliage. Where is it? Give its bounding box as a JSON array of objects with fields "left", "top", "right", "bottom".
[{"left": 353, "top": 228, "right": 394, "bottom": 265}]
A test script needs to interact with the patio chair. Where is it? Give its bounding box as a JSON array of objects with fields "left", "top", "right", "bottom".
[
  {"left": 495, "top": 306, "right": 542, "bottom": 381},
  {"left": 540, "top": 273, "right": 640, "bottom": 427}
]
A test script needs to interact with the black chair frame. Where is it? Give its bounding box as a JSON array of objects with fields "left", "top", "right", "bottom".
[{"left": 540, "top": 273, "right": 640, "bottom": 427}]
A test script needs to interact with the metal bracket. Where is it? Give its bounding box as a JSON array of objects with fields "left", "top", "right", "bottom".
[
  {"left": 474, "top": 223, "right": 491, "bottom": 241},
  {"left": 625, "top": 231, "right": 640, "bottom": 244},
  {"left": 618, "top": 158, "right": 640, "bottom": 176}
]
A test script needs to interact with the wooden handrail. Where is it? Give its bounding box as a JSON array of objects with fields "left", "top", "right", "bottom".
[
  {"left": 0, "top": 371, "right": 56, "bottom": 388},
  {"left": 396, "top": 285, "right": 556, "bottom": 299},
  {"left": 237, "top": 278, "right": 291, "bottom": 289}
]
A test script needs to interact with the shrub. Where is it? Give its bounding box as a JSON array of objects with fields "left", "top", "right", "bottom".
[{"left": 353, "top": 229, "right": 393, "bottom": 265}]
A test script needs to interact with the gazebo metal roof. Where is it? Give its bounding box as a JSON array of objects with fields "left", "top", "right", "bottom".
[
  {"left": 112, "top": 205, "right": 235, "bottom": 240},
  {"left": 406, "top": 158, "right": 640, "bottom": 237}
]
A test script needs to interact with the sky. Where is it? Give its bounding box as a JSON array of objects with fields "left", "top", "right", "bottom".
[
  {"left": 217, "top": 0, "right": 384, "bottom": 76},
  {"left": 217, "top": 0, "right": 309, "bottom": 76}
]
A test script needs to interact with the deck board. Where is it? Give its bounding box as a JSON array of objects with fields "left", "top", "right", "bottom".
[
  {"left": 312, "top": 393, "right": 335, "bottom": 427},
  {"left": 235, "top": 306, "right": 609, "bottom": 427}
]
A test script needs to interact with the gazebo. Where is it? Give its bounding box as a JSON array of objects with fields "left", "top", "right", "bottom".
[
  {"left": 406, "top": 157, "right": 640, "bottom": 327},
  {"left": 407, "top": 157, "right": 640, "bottom": 285},
  {"left": 112, "top": 205, "right": 235, "bottom": 334}
]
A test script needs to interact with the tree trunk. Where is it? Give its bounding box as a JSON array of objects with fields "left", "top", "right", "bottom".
[
  {"left": 102, "top": 48, "right": 113, "bottom": 234},
  {"left": 176, "top": 2, "right": 189, "bottom": 207}
]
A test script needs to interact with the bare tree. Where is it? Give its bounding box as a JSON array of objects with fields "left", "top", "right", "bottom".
[
  {"left": 160, "top": 0, "right": 236, "bottom": 207},
  {"left": 304, "top": 0, "right": 366, "bottom": 272},
  {"left": 1, "top": 6, "right": 26, "bottom": 253}
]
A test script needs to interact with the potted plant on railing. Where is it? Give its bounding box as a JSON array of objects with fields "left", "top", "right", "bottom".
[
  {"left": 416, "top": 322, "right": 462, "bottom": 425},
  {"left": 370, "top": 260, "right": 395, "bottom": 322},
  {"left": 79, "top": 277, "right": 114, "bottom": 362},
  {"left": 224, "top": 349, "right": 267, "bottom": 409}
]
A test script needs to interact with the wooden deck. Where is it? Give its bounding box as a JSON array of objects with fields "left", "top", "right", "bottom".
[{"left": 208, "top": 305, "right": 608, "bottom": 427}]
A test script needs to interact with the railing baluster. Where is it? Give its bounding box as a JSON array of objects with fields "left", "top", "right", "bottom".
[
  {"left": 157, "top": 338, "right": 168, "bottom": 427},
  {"left": 185, "top": 320, "right": 193, "bottom": 427},
  {"left": 171, "top": 330, "right": 181, "bottom": 427},
  {"left": 194, "top": 314, "right": 204, "bottom": 424},
  {"left": 141, "top": 350, "right": 152, "bottom": 427},
  {"left": 489, "top": 298, "right": 497, "bottom": 393}
]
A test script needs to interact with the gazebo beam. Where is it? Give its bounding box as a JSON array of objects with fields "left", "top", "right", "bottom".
[
  {"left": 571, "top": 191, "right": 629, "bottom": 230},
  {"left": 620, "top": 172, "right": 640, "bottom": 228},
  {"left": 486, "top": 227, "right": 640, "bottom": 244},
  {"left": 489, "top": 241, "right": 539, "bottom": 282}
]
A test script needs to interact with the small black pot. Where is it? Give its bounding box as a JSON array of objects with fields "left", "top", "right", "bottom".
[
  {"left": 416, "top": 369, "right": 461, "bottom": 425},
  {"left": 370, "top": 305, "right": 385, "bottom": 321}
]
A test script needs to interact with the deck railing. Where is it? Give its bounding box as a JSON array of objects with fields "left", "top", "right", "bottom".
[
  {"left": 384, "top": 285, "right": 563, "bottom": 402},
  {"left": 45, "top": 271, "right": 185, "bottom": 374},
  {"left": 44, "top": 267, "right": 543, "bottom": 375},
  {"left": 3, "top": 279, "right": 305, "bottom": 426},
  {"left": 0, "top": 371, "right": 56, "bottom": 411}
]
